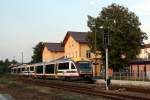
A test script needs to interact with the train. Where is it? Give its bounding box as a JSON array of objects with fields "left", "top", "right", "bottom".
[{"left": 10, "top": 59, "right": 93, "bottom": 80}]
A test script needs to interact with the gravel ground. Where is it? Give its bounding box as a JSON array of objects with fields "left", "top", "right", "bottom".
[{"left": 0, "top": 76, "right": 109, "bottom": 100}]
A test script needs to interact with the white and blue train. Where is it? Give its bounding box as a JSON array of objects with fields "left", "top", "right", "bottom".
[{"left": 11, "top": 59, "right": 92, "bottom": 80}]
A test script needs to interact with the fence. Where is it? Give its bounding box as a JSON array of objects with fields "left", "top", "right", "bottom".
[{"left": 99, "top": 72, "right": 150, "bottom": 81}]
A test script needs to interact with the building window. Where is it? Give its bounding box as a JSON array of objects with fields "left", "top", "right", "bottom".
[
  {"left": 76, "top": 51, "right": 78, "bottom": 57},
  {"left": 86, "top": 50, "right": 91, "bottom": 58},
  {"left": 144, "top": 48, "right": 147, "bottom": 53},
  {"left": 72, "top": 40, "right": 74, "bottom": 47},
  {"left": 142, "top": 49, "right": 145, "bottom": 54}
]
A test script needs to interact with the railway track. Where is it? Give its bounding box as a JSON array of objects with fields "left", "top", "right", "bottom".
[{"left": 10, "top": 76, "right": 150, "bottom": 100}]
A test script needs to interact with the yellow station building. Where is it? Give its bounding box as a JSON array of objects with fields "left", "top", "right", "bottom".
[
  {"left": 63, "top": 31, "right": 92, "bottom": 60},
  {"left": 42, "top": 43, "right": 64, "bottom": 62}
]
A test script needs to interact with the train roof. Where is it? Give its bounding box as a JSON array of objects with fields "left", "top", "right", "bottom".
[
  {"left": 11, "top": 59, "right": 91, "bottom": 68},
  {"left": 53, "top": 58, "right": 75, "bottom": 63},
  {"left": 32, "top": 62, "right": 44, "bottom": 66},
  {"left": 45, "top": 58, "right": 91, "bottom": 64}
]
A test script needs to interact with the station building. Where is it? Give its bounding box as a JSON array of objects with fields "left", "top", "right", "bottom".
[
  {"left": 138, "top": 44, "right": 150, "bottom": 59},
  {"left": 42, "top": 43, "right": 64, "bottom": 62},
  {"left": 130, "top": 44, "right": 150, "bottom": 79},
  {"left": 63, "top": 31, "right": 93, "bottom": 60}
]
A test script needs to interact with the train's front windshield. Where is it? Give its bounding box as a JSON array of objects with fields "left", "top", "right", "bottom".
[{"left": 77, "top": 61, "right": 91, "bottom": 71}]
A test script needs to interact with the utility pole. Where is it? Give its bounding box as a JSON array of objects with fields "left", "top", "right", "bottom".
[
  {"left": 13, "top": 56, "right": 15, "bottom": 61},
  {"left": 94, "top": 25, "right": 97, "bottom": 77},
  {"left": 104, "top": 30, "right": 109, "bottom": 90},
  {"left": 105, "top": 47, "right": 108, "bottom": 90},
  {"left": 95, "top": 26, "right": 97, "bottom": 52},
  {"left": 21, "top": 52, "right": 23, "bottom": 64}
]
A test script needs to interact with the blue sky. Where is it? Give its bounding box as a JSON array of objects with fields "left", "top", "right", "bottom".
[{"left": 0, "top": 0, "right": 150, "bottom": 62}]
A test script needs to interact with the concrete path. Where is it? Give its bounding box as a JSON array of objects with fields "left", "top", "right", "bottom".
[{"left": 95, "top": 79, "right": 150, "bottom": 87}]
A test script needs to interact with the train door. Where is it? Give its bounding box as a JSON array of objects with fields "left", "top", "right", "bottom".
[
  {"left": 14, "top": 68, "right": 17, "bottom": 74},
  {"left": 29, "top": 66, "right": 34, "bottom": 75},
  {"left": 36, "top": 65, "right": 44, "bottom": 74},
  {"left": 57, "top": 62, "right": 69, "bottom": 77},
  {"left": 34, "top": 65, "right": 36, "bottom": 77},
  {"left": 45, "top": 63, "right": 55, "bottom": 77},
  {"left": 69, "top": 61, "right": 79, "bottom": 77},
  {"left": 54, "top": 63, "right": 57, "bottom": 78}
]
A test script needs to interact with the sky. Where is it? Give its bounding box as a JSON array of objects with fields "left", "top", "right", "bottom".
[{"left": 0, "top": 0, "right": 150, "bottom": 63}]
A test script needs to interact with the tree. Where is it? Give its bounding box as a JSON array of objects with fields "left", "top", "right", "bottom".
[
  {"left": 87, "top": 3, "right": 147, "bottom": 71},
  {"left": 4, "top": 59, "right": 10, "bottom": 73},
  {"left": 11, "top": 59, "right": 17, "bottom": 64},
  {"left": 31, "top": 42, "right": 44, "bottom": 63},
  {"left": 0, "top": 59, "right": 11, "bottom": 74},
  {"left": 0, "top": 60, "right": 5, "bottom": 73}
]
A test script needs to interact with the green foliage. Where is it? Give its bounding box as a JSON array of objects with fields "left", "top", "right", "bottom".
[
  {"left": 0, "top": 59, "right": 17, "bottom": 74},
  {"left": 11, "top": 59, "right": 17, "bottom": 64},
  {"left": 87, "top": 3, "right": 147, "bottom": 71},
  {"left": 31, "top": 42, "right": 44, "bottom": 63},
  {"left": 0, "top": 59, "right": 9, "bottom": 73}
]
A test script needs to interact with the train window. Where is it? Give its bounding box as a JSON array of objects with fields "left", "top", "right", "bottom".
[
  {"left": 22, "top": 68, "right": 25, "bottom": 71},
  {"left": 18, "top": 68, "right": 21, "bottom": 73},
  {"left": 45, "top": 64, "right": 54, "bottom": 74},
  {"left": 77, "top": 62, "right": 91, "bottom": 70},
  {"left": 14, "top": 69, "right": 17, "bottom": 73},
  {"left": 27, "top": 67, "right": 29, "bottom": 71},
  {"left": 58, "top": 62, "right": 69, "bottom": 70},
  {"left": 71, "top": 63, "right": 75, "bottom": 69},
  {"left": 36, "top": 65, "right": 43, "bottom": 74},
  {"left": 11, "top": 69, "right": 13, "bottom": 73},
  {"left": 30, "top": 66, "right": 34, "bottom": 71}
]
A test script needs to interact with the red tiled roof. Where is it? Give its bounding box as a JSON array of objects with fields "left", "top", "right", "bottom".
[
  {"left": 63, "top": 31, "right": 89, "bottom": 45},
  {"left": 141, "top": 43, "right": 150, "bottom": 49},
  {"left": 144, "top": 44, "right": 150, "bottom": 48},
  {"left": 44, "top": 42, "right": 64, "bottom": 52}
]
